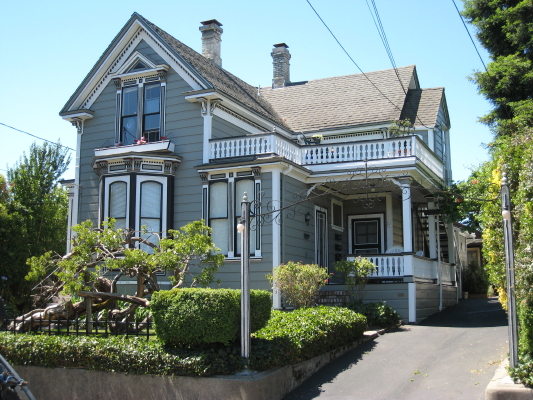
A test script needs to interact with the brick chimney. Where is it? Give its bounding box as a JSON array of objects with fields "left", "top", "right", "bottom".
[
  {"left": 200, "top": 19, "right": 223, "bottom": 67},
  {"left": 271, "top": 43, "right": 291, "bottom": 88}
]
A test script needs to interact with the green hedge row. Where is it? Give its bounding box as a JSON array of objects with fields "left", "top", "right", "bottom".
[
  {"left": 0, "top": 334, "right": 243, "bottom": 376},
  {"left": 151, "top": 288, "right": 271, "bottom": 345},
  {"left": 344, "top": 301, "right": 401, "bottom": 327},
  {"left": 249, "top": 306, "right": 367, "bottom": 370},
  {"left": 0, "top": 306, "right": 367, "bottom": 377}
]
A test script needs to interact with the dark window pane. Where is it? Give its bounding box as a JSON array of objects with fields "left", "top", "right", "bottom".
[
  {"left": 333, "top": 203, "right": 342, "bottom": 226},
  {"left": 144, "top": 114, "right": 160, "bottom": 131},
  {"left": 121, "top": 116, "right": 137, "bottom": 145},
  {"left": 122, "top": 86, "right": 138, "bottom": 116},
  {"left": 144, "top": 84, "right": 160, "bottom": 114}
]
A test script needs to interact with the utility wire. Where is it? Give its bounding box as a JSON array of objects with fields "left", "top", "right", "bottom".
[
  {"left": 305, "top": 0, "right": 406, "bottom": 116},
  {"left": 451, "top": 0, "right": 487, "bottom": 71},
  {"left": 364, "top": 0, "right": 431, "bottom": 129},
  {"left": 0, "top": 122, "right": 75, "bottom": 151},
  {"left": 306, "top": 0, "right": 431, "bottom": 129}
]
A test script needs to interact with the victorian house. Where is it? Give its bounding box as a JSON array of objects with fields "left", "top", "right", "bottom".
[{"left": 60, "top": 13, "right": 457, "bottom": 323}]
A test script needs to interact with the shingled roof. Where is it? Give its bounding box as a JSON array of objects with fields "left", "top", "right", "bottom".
[
  {"left": 259, "top": 66, "right": 421, "bottom": 133},
  {"left": 138, "top": 14, "right": 288, "bottom": 129},
  {"left": 400, "top": 87, "right": 446, "bottom": 127}
]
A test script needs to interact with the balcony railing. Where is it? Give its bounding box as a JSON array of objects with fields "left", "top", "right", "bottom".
[
  {"left": 347, "top": 254, "right": 455, "bottom": 282},
  {"left": 210, "top": 133, "right": 444, "bottom": 179}
]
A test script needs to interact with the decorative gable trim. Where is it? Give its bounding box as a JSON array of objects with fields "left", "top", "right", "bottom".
[{"left": 62, "top": 18, "right": 209, "bottom": 114}]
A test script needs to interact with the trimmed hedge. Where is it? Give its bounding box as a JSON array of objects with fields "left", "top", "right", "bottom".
[
  {"left": 249, "top": 306, "right": 367, "bottom": 370},
  {"left": 344, "top": 301, "right": 401, "bottom": 327},
  {"left": 151, "top": 288, "right": 271, "bottom": 345},
  {"left": 0, "top": 306, "right": 367, "bottom": 376},
  {"left": 0, "top": 334, "right": 243, "bottom": 376}
]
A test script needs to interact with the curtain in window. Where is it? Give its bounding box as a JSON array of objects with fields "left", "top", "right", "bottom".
[
  {"left": 140, "top": 181, "right": 162, "bottom": 253},
  {"left": 109, "top": 181, "right": 127, "bottom": 229},
  {"left": 210, "top": 181, "right": 228, "bottom": 255},
  {"left": 235, "top": 179, "right": 255, "bottom": 256}
]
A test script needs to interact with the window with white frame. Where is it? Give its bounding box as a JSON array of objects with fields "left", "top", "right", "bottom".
[
  {"left": 102, "top": 174, "right": 169, "bottom": 254},
  {"left": 113, "top": 61, "right": 166, "bottom": 146},
  {"left": 331, "top": 198, "right": 343, "bottom": 231},
  {"left": 207, "top": 174, "right": 260, "bottom": 258}
]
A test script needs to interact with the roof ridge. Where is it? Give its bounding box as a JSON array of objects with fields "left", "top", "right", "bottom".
[{"left": 136, "top": 14, "right": 288, "bottom": 129}]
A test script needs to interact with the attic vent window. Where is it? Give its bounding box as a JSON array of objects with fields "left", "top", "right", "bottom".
[{"left": 130, "top": 61, "right": 148, "bottom": 72}]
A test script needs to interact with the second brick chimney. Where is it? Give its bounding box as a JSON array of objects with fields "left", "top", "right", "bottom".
[
  {"left": 272, "top": 43, "right": 291, "bottom": 88},
  {"left": 200, "top": 19, "right": 223, "bottom": 67}
]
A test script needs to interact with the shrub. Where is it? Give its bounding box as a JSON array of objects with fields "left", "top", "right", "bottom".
[
  {"left": 0, "top": 334, "right": 243, "bottom": 376},
  {"left": 344, "top": 301, "right": 401, "bottom": 327},
  {"left": 267, "top": 261, "right": 329, "bottom": 308},
  {"left": 461, "top": 260, "right": 489, "bottom": 294},
  {"left": 250, "top": 306, "right": 367, "bottom": 370},
  {"left": 151, "top": 288, "right": 271, "bottom": 346},
  {"left": 335, "top": 257, "right": 376, "bottom": 301}
]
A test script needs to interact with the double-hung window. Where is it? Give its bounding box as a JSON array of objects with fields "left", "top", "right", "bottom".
[
  {"left": 101, "top": 173, "right": 170, "bottom": 254},
  {"left": 113, "top": 58, "right": 167, "bottom": 146},
  {"left": 206, "top": 172, "right": 261, "bottom": 258}
]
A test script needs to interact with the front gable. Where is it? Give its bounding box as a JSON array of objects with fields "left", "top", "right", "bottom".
[{"left": 60, "top": 13, "right": 209, "bottom": 116}]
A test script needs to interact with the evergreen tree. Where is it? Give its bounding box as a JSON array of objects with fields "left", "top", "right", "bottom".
[
  {"left": 462, "top": 0, "right": 533, "bottom": 129},
  {"left": 0, "top": 142, "right": 70, "bottom": 313}
]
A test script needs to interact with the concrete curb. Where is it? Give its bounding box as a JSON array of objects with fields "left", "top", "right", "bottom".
[
  {"left": 485, "top": 359, "right": 533, "bottom": 400},
  {"left": 15, "top": 328, "right": 390, "bottom": 400}
]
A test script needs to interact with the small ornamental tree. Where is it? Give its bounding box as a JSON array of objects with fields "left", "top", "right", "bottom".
[
  {"left": 12, "top": 219, "right": 224, "bottom": 332},
  {"left": 335, "top": 257, "right": 376, "bottom": 301},
  {"left": 267, "top": 261, "right": 329, "bottom": 309}
]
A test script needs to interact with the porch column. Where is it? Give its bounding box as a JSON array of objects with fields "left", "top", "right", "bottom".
[
  {"left": 400, "top": 179, "right": 413, "bottom": 253},
  {"left": 201, "top": 100, "right": 214, "bottom": 164},
  {"left": 428, "top": 201, "right": 437, "bottom": 259},
  {"left": 272, "top": 168, "right": 282, "bottom": 309},
  {"left": 408, "top": 282, "right": 416, "bottom": 323}
]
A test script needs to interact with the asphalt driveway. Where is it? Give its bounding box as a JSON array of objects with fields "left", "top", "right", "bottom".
[{"left": 284, "top": 298, "right": 508, "bottom": 400}]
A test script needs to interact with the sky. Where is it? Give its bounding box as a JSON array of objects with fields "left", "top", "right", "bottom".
[{"left": 0, "top": 0, "right": 493, "bottom": 182}]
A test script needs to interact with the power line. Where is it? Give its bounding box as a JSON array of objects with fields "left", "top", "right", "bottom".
[
  {"left": 305, "top": 0, "right": 406, "bottom": 116},
  {"left": 0, "top": 122, "right": 75, "bottom": 152},
  {"left": 364, "top": 0, "right": 431, "bottom": 129},
  {"left": 306, "top": 0, "right": 430, "bottom": 129},
  {"left": 451, "top": 0, "right": 487, "bottom": 71}
]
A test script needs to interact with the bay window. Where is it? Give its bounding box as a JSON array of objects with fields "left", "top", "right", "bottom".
[{"left": 207, "top": 173, "right": 261, "bottom": 258}]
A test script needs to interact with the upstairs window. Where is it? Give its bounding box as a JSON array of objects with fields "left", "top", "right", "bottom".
[
  {"left": 121, "top": 85, "right": 139, "bottom": 146},
  {"left": 143, "top": 83, "right": 161, "bottom": 142},
  {"left": 114, "top": 66, "right": 166, "bottom": 146}
]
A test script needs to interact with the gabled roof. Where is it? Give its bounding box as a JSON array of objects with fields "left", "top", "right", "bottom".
[
  {"left": 400, "top": 87, "right": 448, "bottom": 128},
  {"left": 259, "top": 66, "right": 418, "bottom": 132}
]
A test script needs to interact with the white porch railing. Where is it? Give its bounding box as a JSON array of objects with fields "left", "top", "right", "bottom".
[
  {"left": 347, "top": 254, "right": 456, "bottom": 283},
  {"left": 209, "top": 134, "right": 444, "bottom": 179}
]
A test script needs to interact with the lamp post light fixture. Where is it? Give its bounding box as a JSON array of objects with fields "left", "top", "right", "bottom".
[
  {"left": 501, "top": 173, "right": 518, "bottom": 368},
  {"left": 238, "top": 192, "right": 251, "bottom": 367}
]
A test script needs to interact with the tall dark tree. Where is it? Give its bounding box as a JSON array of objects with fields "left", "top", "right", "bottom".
[
  {"left": 0, "top": 142, "right": 70, "bottom": 313},
  {"left": 462, "top": 0, "right": 533, "bottom": 128}
]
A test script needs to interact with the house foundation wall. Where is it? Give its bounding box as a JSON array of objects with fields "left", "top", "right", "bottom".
[{"left": 416, "top": 282, "right": 457, "bottom": 323}]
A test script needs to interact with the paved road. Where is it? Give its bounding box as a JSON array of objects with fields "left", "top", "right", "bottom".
[{"left": 284, "top": 298, "right": 508, "bottom": 400}]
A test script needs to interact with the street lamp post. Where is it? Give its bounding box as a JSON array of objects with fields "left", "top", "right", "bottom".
[
  {"left": 237, "top": 192, "right": 251, "bottom": 364},
  {"left": 501, "top": 172, "right": 518, "bottom": 368}
]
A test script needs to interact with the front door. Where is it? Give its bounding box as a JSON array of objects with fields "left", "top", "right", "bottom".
[{"left": 351, "top": 218, "right": 381, "bottom": 254}]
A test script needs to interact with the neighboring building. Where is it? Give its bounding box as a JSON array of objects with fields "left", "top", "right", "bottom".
[{"left": 60, "top": 13, "right": 457, "bottom": 323}]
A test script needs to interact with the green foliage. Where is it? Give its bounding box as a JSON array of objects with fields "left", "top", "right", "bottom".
[
  {"left": 250, "top": 306, "right": 367, "bottom": 369},
  {"left": 151, "top": 288, "right": 271, "bottom": 346},
  {"left": 25, "top": 219, "right": 225, "bottom": 297},
  {"left": 0, "top": 142, "right": 70, "bottom": 313},
  {"left": 0, "top": 306, "right": 366, "bottom": 376},
  {"left": 0, "top": 334, "right": 244, "bottom": 377},
  {"left": 389, "top": 119, "right": 415, "bottom": 137},
  {"left": 344, "top": 301, "right": 401, "bottom": 327},
  {"left": 462, "top": 260, "right": 490, "bottom": 295},
  {"left": 335, "top": 258, "right": 375, "bottom": 301},
  {"left": 267, "top": 261, "right": 329, "bottom": 309},
  {"left": 462, "top": 0, "right": 533, "bottom": 126}
]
